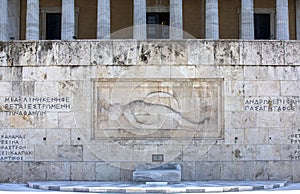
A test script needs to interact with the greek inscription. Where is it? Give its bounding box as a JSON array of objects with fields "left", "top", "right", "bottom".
[
  {"left": 289, "top": 129, "right": 300, "bottom": 144},
  {"left": 1, "top": 96, "right": 71, "bottom": 116},
  {"left": 0, "top": 134, "right": 33, "bottom": 161},
  {"left": 244, "top": 97, "right": 299, "bottom": 112},
  {"left": 289, "top": 129, "right": 300, "bottom": 160}
]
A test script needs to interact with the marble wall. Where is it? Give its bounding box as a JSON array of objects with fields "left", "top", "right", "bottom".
[{"left": 0, "top": 40, "right": 299, "bottom": 182}]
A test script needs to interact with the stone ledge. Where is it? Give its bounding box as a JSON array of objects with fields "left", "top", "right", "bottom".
[
  {"left": 27, "top": 180, "right": 288, "bottom": 193},
  {"left": 1, "top": 40, "right": 300, "bottom": 66}
]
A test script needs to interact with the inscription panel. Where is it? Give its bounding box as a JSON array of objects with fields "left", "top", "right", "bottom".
[
  {"left": 0, "top": 96, "right": 72, "bottom": 116},
  {"left": 288, "top": 129, "right": 300, "bottom": 160},
  {"left": 244, "top": 97, "right": 300, "bottom": 112},
  {"left": 0, "top": 134, "right": 33, "bottom": 161},
  {"left": 92, "top": 78, "right": 223, "bottom": 140}
]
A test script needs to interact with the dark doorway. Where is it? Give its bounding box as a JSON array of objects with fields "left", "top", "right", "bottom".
[
  {"left": 147, "top": 12, "right": 169, "bottom": 39},
  {"left": 254, "top": 13, "right": 271, "bottom": 39},
  {"left": 46, "top": 13, "right": 61, "bottom": 40}
]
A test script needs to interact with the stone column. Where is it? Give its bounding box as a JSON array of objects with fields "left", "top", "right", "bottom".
[
  {"left": 0, "top": 0, "right": 9, "bottom": 40},
  {"left": 206, "top": 0, "right": 219, "bottom": 39},
  {"left": 8, "top": 0, "right": 21, "bottom": 40},
  {"left": 26, "top": 0, "right": 39, "bottom": 40},
  {"left": 133, "top": 0, "right": 146, "bottom": 40},
  {"left": 97, "top": 0, "right": 110, "bottom": 39},
  {"left": 296, "top": 0, "right": 300, "bottom": 40},
  {"left": 170, "top": 0, "right": 183, "bottom": 39},
  {"left": 240, "top": 0, "right": 254, "bottom": 39},
  {"left": 62, "top": 0, "right": 75, "bottom": 40},
  {"left": 276, "top": 0, "right": 289, "bottom": 40}
]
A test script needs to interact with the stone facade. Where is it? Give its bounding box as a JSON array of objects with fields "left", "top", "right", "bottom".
[{"left": 0, "top": 40, "right": 300, "bottom": 182}]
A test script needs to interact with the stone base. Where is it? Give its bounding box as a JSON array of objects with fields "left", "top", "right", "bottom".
[
  {"left": 133, "top": 163, "right": 181, "bottom": 183},
  {"left": 27, "top": 180, "right": 289, "bottom": 193}
]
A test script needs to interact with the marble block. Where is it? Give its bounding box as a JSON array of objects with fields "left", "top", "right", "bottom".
[{"left": 133, "top": 163, "right": 181, "bottom": 183}]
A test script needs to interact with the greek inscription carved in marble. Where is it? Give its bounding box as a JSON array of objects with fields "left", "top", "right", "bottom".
[
  {"left": 0, "top": 134, "right": 33, "bottom": 161},
  {"left": 244, "top": 97, "right": 299, "bottom": 112},
  {"left": 1, "top": 96, "right": 72, "bottom": 116},
  {"left": 289, "top": 129, "right": 300, "bottom": 160}
]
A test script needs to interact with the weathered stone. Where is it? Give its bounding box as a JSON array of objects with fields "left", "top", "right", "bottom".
[
  {"left": 286, "top": 42, "right": 300, "bottom": 65},
  {"left": 267, "top": 161, "right": 292, "bottom": 181},
  {"left": 281, "top": 81, "right": 300, "bottom": 96},
  {"left": 241, "top": 161, "right": 257, "bottom": 180},
  {"left": 214, "top": 41, "right": 240, "bottom": 65},
  {"left": 46, "top": 129, "right": 71, "bottom": 144},
  {"left": 137, "top": 41, "right": 162, "bottom": 65},
  {"left": 23, "top": 162, "right": 47, "bottom": 182},
  {"left": 275, "top": 66, "right": 298, "bottom": 80},
  {"left": 8, "top": 42, "right": 37, "bottom": 66},
  {"left": 0, "top": 112, "right": 10, "bottom": 128},
  {"left": 256, "top": 81, "right": 280, "bottom": 96},
  {"left": 195, "top": 162, "right": 222, "bottom": 181},
  {"left": 292, "top": 160, "right": 300, "bottom": 182},
  {"left": 224, "top": 128, "right": 245, "bottom": 145},
  {"left": 34, "top": 113, "right": 59, "bottom": 129},
  {"left": 244, "top": 128, "right": 268, "bottom": 144},
  {"left": 90, "top": 41, "right": 112, "bottom": 65},
  {"left": 241, "top": 41, "right": 262, "bottom": 65},
  {"left": 22, "top": 67, "right": 47, "bottom": 81},
  {"left": 281, "top": 144, "right": 297, "bottom": 160},
  {"left": 46, "top": 162, "right": 71, "bottom": 180},
  {"left": 133, "top": 163, "right": 181, "bottom": 183},
  {"left": 12, "top": 81, "right": 34, "bottom": 96},
  {"left": 221, "top": 162, "right": 244, "bottom": 180},
  {"left": 183, "top": 146, "right": 208, "bottom": 161},
  {"left": 195, "top": 66, "right": 243, "bottom": 80},
  {"left": 0, "top": 82, "right": 11, "bottom": 95},
  {"left": 0, "top": 42, "right": 7, "bottom": 66},
  {"left": 58, "top": 41, "right": 91, "bottom": 66},
  {"left": 161, "top": 41, "right": 187, "bottom": 65},
  {"left": 244, "top": 66, "right": 275, "bottom": 80},
  {"left": 46, "top": 66, "right": 71, "bottom": 81},
  {"left": 232, "top": 145, "right": 256, "bottom": 161},
  {"left": 256, "top": 145, "right": 281, "bottom": 160},
  {"left": 0, "top": 162, "right": 23, "bottom": 182},
  {"left": 280, "top": 113, "right": 296, "bottom": 128},
  {"left": 112, "top": 40, "right": 137, "bottom": 65},
  {"left": 96, "top": 162, "right": 121, "bottom": 181},
  {"left": 188, "top": 40, "right": 214, "bottom": 65},
  {"left": 180, "top": 162, "right": 196, "bottom": 181},
  {"left": 35, "top": 145, "right": 82, "bottom": 161},
  {"left": 257, "top": 112, "right": 280, "bottom": 128},
  {"left": 34, "top": 81, "right": 59, "bottom": 96},
  {"left": 0, "top": 40, "right": 299, "bottom": 183},
  {"left": 225, "top": 96, "right": 244, "bottom": 111},
  {"left": 208, "top": 145, "right": 232, "bottom": 161},
  {"left": 230, "top": 111, "right": 257, "bottom": 129},
  {"left": 71, "top": 162, "right": 96, "bottom": 181},
  {"left": 37, "top": 41, "right": 59, "bottom": 66},
  {"left": 261, "top": 41, "right": 285, "bottom": 65}
]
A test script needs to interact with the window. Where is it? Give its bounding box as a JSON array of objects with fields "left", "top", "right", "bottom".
[
  {"left": 40, "top": 7, "right": 79, "bottom": 40},
  {"left": 146, "top": 4, "right": 169, "bottom": 39},
  {"left": 46, "top": 13, "right": 61, "bottom": 40},
  {"left": 254, "top": 9, "right": 275, "bottom": 40},
  {"left": 147, "top": 12, "right": 169, "bottom": 39},
  {"left": 254, "top": 14, "right": 270, "bottom": 39}
]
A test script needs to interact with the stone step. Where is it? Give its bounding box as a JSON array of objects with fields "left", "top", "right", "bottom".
[{"left": 27, "top": 180, "right": 288, "bottom": 193}]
